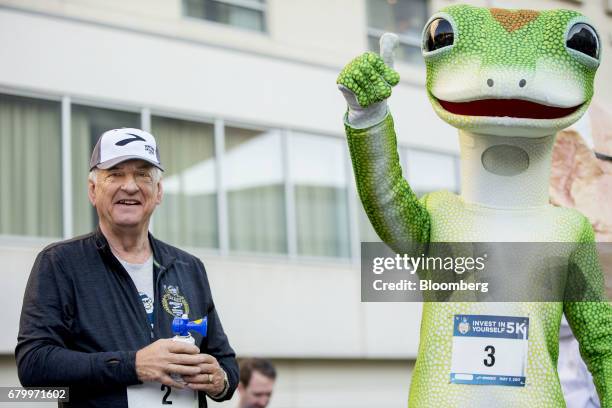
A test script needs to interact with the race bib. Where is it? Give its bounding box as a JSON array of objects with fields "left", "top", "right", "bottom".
[
  {"left": 127, "top": 383, "right": 197, "bottom": 408},
  {"left": 450, "top": 314, "right": 529, "bottom": 387}
]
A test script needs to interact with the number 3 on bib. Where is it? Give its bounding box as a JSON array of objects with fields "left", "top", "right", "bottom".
[{"left": 450, "top": 315, "right": 529, "bottom": 387}]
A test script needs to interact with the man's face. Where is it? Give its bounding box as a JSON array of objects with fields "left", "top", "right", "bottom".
[
  {"left": 88, "top": 160, "right": 162, "bottom": 232},
  {"left": 238, "top": 371, "right": 275, "bottom": 408}
]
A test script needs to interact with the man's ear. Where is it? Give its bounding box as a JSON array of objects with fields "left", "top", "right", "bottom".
[
  {"left": 155, "top": 179, "right": 163, "bottom": 205},
  {"left": 88, "top": 178, "right": 97, "bottom": 207}
]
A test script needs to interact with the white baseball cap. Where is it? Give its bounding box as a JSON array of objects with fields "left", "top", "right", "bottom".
[{"left": 89, "top": 128, "right": 164, "bottom": 171}]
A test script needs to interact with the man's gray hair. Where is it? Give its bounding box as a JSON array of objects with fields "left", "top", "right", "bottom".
[{"left": 88, "top": 167, "right": 163, "bottom": 184}]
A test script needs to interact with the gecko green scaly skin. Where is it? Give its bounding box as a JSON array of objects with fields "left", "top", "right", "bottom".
[
  {"left": 338, "top": 52, "right": 400, "bottom": 107},
  {"left": 338, "top": 4, "right": 612, "bottom": 408},
  {"left": 345, "top": 115, "right": 429, "bottom": 250},
  {"left": 424, "top": 6, "right": 596, "bottom": 136}
]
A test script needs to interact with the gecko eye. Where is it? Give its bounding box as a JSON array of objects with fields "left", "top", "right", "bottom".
[
  {"left": 424, "top": 18, "right": 455, "bottom": 53},
  {"left": 566, "top": 23, "right": 599, "bottom": 60}
]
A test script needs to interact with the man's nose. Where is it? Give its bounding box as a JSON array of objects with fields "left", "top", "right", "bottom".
[{"left": 120, "top": 175, "right": 139, "bottom": 192}]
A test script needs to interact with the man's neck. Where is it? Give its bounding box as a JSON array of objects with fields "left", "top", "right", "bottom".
[
  {"left": 99, "top": 222, "right": 152, "bottom": 263},
  {"left": 458, "top": 130, "right": 555, "bottom": 209}
]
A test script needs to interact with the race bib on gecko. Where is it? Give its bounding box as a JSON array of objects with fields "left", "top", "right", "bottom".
[
  {"left": 127, "top": 383, "right": 197, "bottom": 408},
  {"left": 450, "top": 314, "right": 529, "bottom": 387}
]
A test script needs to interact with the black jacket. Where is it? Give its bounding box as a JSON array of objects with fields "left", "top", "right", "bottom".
[{"left": 16, "top": 228, "right": 238, "bottom": 407}]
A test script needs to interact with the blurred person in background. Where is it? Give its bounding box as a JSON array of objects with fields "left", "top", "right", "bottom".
[
  {"left": 238, "top": 358, "right": 276, "bottom": 408},
  {"left": 550, "top": 104, "right": 612, "bottom": 408}
]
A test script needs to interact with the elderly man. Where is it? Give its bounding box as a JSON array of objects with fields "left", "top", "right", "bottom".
[
  {"left": 237, "top": 358, "right": 276, "bottom": 408},
  {"left": 16, "top": 128, "right": 238, "bottom": 407}
]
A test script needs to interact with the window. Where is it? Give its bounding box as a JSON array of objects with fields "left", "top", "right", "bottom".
[
  {"left": 0, "top": 94, "right": 62, "bottom": 237},
  {"left": 71, "top": 105, "right": 140, "bottom": 236},
  {"left": 184, "top": 0, "right": 266, "bottom": 32},
  {"left": 152, "top": 116, "right": 218, "bottom": 248},
  {"left": 406, "top": 150, "right": 458, "bottom": 197},
  {"left": 367, "top": 0, "right": 428, "bottom": 65},
  {"left": 288, "top": 133, "right": 351, "bottom": 258},
  {"left": 224, "top": 126, "right": 286, "bottom": 254},
  {"left": 358, "top": 204, "right": 380, "bottom": 243},
  {"left": 1, "top": 88, "right": 460, "bottom": 261}
]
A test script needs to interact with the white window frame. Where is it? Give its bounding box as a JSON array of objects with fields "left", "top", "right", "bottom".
[
  {"left": 211, "top": 0, "right": 265, "bottom": 12},
  {"left": 403, "top": 147, "right": 460, "bottom": 195},
  {"left": 0, "top": 88, "right": 64, "bottom": 243},
  {"left": 183, "top": 0, "right": 267, "bottom": 32},
  {"left": 366, "top": 0, "right": 427, "bottom": 62},
  {"left": 367, "top": 27, "right": 422, "bottom": 51},
  {"left": 0, "top": 88, "right": 462, "bottom": 262}
]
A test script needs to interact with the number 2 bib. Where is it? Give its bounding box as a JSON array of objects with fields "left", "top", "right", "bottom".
[
  {"left": 450, "top": 314, "right": 529, "bottom": 387},
  {"left": 127, "top": 383, "right": 197, "bottom": 407}
]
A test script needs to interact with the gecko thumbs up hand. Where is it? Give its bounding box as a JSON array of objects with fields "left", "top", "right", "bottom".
[
  {"left": 380, "top": 33, "right": 399, "bottom": 69},
  {"left": 337, "top": 33, "right": 400, "bottom": 108}
]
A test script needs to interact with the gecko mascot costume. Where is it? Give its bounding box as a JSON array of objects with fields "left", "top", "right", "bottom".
[{"left": 337, "top": 5, "right": 612, "bottom": 407}]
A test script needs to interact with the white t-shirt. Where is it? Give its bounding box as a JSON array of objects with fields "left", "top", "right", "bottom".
[{"left": 118, "top": 255, "right": 155, "bottom": 329}]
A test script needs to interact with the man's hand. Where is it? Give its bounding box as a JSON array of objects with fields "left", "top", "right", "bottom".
[
  {"left": 182, "top": 354, "right": 226, "bottom": 397},
  {"left": 135, "top": 339, "right": 208, "bottom": 389}
]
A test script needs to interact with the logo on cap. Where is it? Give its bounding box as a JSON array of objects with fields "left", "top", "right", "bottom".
[{"left": 115, "top": 133, "right": 146, "bottom": 146}]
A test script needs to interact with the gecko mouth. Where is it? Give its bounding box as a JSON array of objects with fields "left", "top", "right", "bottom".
[{"left": 438, "top": 99, "right": 582, "bottom": 120}]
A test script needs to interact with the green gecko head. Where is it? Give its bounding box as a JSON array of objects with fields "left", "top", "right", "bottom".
[{"left": 422, "top": 4, "right": 601, "bottom": 137}]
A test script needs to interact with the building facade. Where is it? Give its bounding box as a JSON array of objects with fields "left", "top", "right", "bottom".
[{"left": 0, "top": 0, "right": 610, "bottom": 407}]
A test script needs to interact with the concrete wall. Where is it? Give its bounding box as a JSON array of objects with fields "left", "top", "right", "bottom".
[
  {"left": 0, "top": 2, "right": 458, "bottom": 153},
  {"left": 0, "top": 0, "right": 610, "bottom": 113}
]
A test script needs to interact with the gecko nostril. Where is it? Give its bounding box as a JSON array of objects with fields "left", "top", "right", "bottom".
[
  {"left": 519, "top": 79, "right": 527, "bottom": 88},
  {"left": 487, "top": 79, "right": 494, "bottom": 87}
]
